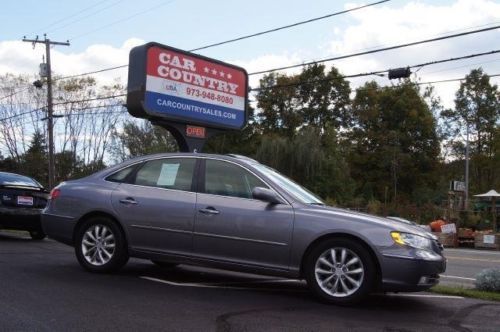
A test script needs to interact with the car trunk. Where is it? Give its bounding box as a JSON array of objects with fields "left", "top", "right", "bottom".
[{"left": 0, "top": 185, "right": 48, "bottom": 209}]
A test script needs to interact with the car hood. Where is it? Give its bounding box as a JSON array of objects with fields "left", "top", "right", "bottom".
[{"left": 300, "top": 204, "right": 434, "bottom": 239}]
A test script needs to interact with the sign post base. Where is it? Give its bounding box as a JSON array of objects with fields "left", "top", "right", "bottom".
[{"left": 152, "top": 120, "right": 222, "bottom": 153}]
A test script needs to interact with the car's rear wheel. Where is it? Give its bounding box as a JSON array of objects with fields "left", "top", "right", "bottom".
[
  {"left": 305, "top": 238, "right": 375, "bottom": 305},
  {"left": 29, "top": 230, "right": 46, "bottom": 240},
  {"left": 75, "top": 217, "right": 128, "bottom": 273},
  {"left": 151, "top": 260, "right": 178, "bottom": 268}
]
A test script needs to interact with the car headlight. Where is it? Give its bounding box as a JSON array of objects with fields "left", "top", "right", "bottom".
[{"left": 391, "top": 231, "right": 432, "bottom": 251}]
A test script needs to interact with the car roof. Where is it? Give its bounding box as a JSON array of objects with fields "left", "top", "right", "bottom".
[
  {"left": 123, "top": 152, "right": 258, "bottom": 164},
  {"left": 90, "top": 153, "right": 261, "bottom": 179}
]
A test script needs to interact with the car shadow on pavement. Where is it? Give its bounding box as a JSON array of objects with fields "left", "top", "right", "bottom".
[
  {"left": 0, "top": 231, "right": 32, "bottom": 241},
  {"left": 121, "top": 260, "right": 439, "bottom": 312}
]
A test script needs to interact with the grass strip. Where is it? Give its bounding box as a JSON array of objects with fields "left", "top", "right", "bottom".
[{"left": 430, "top": 285, "right": 500, "bottom": 302}]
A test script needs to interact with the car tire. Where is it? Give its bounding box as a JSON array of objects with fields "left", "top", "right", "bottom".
[
  {"left": 29, "top": 230, "right": 46, "bottom": 240},
  {"left": 74, "top": 217, "right": 129, "bottom": 273},
  {"left": 151, "top": 260, "right": 178, "bottom": 268},
  {"left": 305, "top": 238, "right": 375, "bottom": 305}
]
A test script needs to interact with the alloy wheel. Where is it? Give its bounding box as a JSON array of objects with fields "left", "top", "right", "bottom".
[
  {"left": 81, "top": 224, "right": 116, "bottom": 266},
  {"left": 314, "top": 247, "right": 365, "bottom": 297}
]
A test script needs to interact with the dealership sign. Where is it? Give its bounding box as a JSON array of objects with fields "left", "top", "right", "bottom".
[{"left": 127, "top": 43, "right": 248, "bottom": 130}]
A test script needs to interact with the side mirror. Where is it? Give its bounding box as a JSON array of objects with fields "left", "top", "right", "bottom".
[{"left": 252, "top": 187, "right": 282, "bottom": 204}]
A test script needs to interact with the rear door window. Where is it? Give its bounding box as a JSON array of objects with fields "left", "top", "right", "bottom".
[{"left": 133, "top": 158, "right": 196, "bottom": 192}]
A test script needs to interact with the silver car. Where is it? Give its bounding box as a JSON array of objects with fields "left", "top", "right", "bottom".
[{"left": 42, "top": 153, "right": 445, "bottom": 305}]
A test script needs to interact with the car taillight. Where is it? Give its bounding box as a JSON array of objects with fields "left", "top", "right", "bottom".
[{"left": 49, "top": 188, "right": 61, "bottom": 200}]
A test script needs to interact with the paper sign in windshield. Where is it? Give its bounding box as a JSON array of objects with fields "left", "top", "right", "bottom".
[{"left": 157, "top": 163, "right": 180, "bottom": 186}]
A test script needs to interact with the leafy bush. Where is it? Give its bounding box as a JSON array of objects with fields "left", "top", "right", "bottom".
[{"left": 475, "top": 269, "right": 500, "bottom": 292}]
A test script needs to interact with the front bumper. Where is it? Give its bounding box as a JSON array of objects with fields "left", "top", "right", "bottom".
[
  {"left": 0, "top": 206, "right": 43, "bottom": 231},
  {"left": 380, "top": 252, "right": 446, "bottom": 292}
]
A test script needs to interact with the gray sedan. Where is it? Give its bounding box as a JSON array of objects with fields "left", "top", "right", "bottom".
[{"left": 42, "top": 153, "right": 445, "bottom": 305}]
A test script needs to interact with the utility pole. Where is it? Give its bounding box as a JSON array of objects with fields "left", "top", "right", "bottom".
[
  {"left": 464, "top": 121, "right": 470, "bottom": 211},
  {"left": 22, "top": 35, "right": 70, "bottom": 189}
]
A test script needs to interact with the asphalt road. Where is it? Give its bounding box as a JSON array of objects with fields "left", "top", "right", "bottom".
[{"left": 1, "top": 231, "right": 500, "bottom": 332}]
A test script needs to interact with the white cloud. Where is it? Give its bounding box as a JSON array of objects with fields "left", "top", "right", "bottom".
[
  {"left": 0, "top": 38, "right": 144, "bottom": 85},
  {"left": 329, "top": 0, "right": 500, "bottom": 108},
  {"left": 1, "top": 0, "right": 498, "bottom": 110},
  {"left": 232, "top": 53, "right": 304, "bottom": 89}
]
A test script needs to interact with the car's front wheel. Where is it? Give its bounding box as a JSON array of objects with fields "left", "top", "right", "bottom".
[
  {"left": 74, "top": 217, "right": 129, "bottom": 273},
  {"left": 305, "top": 238, "right": 375, "bottom": 305}
]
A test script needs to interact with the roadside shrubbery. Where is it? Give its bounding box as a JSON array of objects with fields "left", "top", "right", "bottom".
[{"left": 475, "top": 269, "right": 500, "bottom": 292}]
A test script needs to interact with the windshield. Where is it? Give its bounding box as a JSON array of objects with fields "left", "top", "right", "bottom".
[
  {"left": 0, "top": 172, "right": 42, "bottom": 188},
  {"left": 253, "top": 164, "right": 324, "bottom": 205}
]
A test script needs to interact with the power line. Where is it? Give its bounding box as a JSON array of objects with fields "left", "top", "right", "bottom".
[
  {"left": 417, "top": 73, "right": 500, "bottom": 85},
  {"left": 1, "top": 93, "right": 126, "bottom": 110},
  {"left": 294, "top": 20, "right": 500, "bottom": 67},
  {"left": 189, "top": 0, "right": 391, "bottom": 52},
  {"left": 58, "top": 24, "right": 499, "bottom": 81},
  {"left": 409, "top": 50, "right": 500, "bottom": 70},
  {"left": 46, "top": 0, "right": 124, "bottom": 34},
  {"left": 3, "top": 53, "right": 499, "bottom": 123},
  {"left": 0, "top": 87, "right": 31, "bottom": 101},
  {"left": 55, "top": 65, "right": 129, "bottom": 81},
  {"left": 31, "top": 0, "right": 113, "bottom": 35},
  {"left": 69, "top": 0, "right": 175, "bottom": 41},
  {"left": 54, "top": 103, "right": 125, "bottom": 112},
  {"left": 4, "top": 50, "right": 499, "bottom": 114},
  {"left": 53, "top": 1, "right": 390, "bottom": 81},
  {"left": 249, "top": 50, "right": 500, "bottom": 91},
  {"left": 423, "top": 57, "right": 500, "bottom": 75},
  {"left": 248, "top": 25, "right": 500, "bottom": 75},
  {"left": 0, "top": 108, "right": 43, "bottom": 122},
  {"left": 52, "top": 94, "right": 126, "bottom": 106}
]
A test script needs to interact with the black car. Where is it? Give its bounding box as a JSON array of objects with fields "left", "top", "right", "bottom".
[{"left": 0, "top": 172, "right": 49, "bottom": 239}]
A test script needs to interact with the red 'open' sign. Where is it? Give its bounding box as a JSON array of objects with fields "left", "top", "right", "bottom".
[{"left": 186, "top": 125, "right": 206, "bottom": 138}]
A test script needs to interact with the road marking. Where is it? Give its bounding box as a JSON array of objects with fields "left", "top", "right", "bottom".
[
  {"left": 441, "top": 275, "right": 475, "bottom": 281},
  {"left": 445, "top": 256, "right": 500, "bottom": 263},
  {"left": 387, "top": 293, "right": 464, "bottom": 299},
  {"left": 445, "top": 248, "right": 500, "bottom": 256},
  {"left": 142, "top": 276, "right": 466, "bottom": 299},
  {"left": 140, "top": 276, "right": 306, "bottom": 292}
]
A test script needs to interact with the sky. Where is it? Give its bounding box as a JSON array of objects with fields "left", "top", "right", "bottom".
[{"left": 0, "top": 0, "right": 499, "bottom": 109}]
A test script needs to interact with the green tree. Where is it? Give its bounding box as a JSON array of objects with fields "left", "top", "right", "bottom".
[
  {"left": 110, "top": 120, "right": 178, "bottom": 162},
  {"left": 349, "top": 80, "right": 441, "bottom": 205},
  {"left": 21, "top": 131, "right": 48, "bottom": 186},
  {"left": 442, "top": 68, "right": 500, "bottom": 193},
  {"left": 255, "top": 126, "right": 354, "bottom": 204},
  {"left": 255, "top": 64, "right": 351, "bottom": 137}
]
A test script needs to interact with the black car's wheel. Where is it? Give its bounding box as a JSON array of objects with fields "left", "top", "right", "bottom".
[
  {"left": 29, "top": 230, "right": 46, "bottom": 240},
  {"left": 74, "top": 217, "right": 129, "bottom": 273},
  {"left": 305, "top": 238, "right": 375, "bottom": 305},
  {"left": 151, "top": 260, "right": 178, "bottom": 268}
]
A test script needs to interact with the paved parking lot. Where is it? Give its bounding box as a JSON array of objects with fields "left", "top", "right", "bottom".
[{"left": 1, "top": 231, "right": 500, "bottom": 331}]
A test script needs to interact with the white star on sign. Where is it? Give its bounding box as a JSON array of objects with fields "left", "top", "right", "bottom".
[
  {"left": 227, "top": 73, "right": 232, "bottom": 79},
  {"left": 211, "top": 69, "right": 218, "bottom": 75},
  {"left": 204, "top": 67, "right": 209, "bottom": 73},
  {"left": 219, "top": 71, "right": 225, "bottom": 78}
]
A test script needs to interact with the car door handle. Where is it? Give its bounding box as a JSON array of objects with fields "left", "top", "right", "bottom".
[
  {"left": 119, "top": 197, "right": 138, "bottom": 205},
  {"left": 198, "top": 207, "right": 219, "bottom": 215}
]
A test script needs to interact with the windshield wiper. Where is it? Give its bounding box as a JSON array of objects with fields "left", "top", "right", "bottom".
[{"left": 310, "top": 202, "right": 325, "bottom": 206}]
